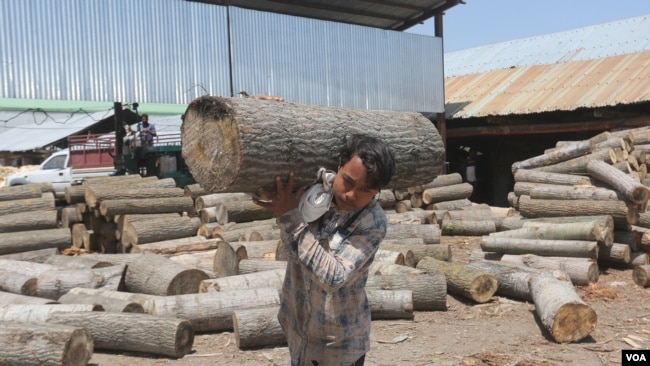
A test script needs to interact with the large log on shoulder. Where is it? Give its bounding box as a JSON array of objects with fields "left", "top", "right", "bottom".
[
  {"left": 181, "top": 96, "right": 445, "bottom": 193},
  {"left": 0, "top": 321, "right": 93, "bottom": 366}
]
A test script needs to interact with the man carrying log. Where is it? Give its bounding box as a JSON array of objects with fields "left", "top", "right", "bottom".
[{"left": 254, "top": 134, "right": 395, "bottom": 366}]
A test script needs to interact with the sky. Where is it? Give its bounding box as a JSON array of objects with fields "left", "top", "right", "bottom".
[{"left": 405, "top": 0, "right": 650, "bottom": 52}]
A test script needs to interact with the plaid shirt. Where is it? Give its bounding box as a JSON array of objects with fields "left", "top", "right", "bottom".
[{"left": 276, "top": 199, "right": 387, "bottom": 366}]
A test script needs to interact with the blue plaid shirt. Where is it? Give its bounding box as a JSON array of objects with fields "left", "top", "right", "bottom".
[{"left": 276, "top": 199, "right": 387, "bottom": 366}]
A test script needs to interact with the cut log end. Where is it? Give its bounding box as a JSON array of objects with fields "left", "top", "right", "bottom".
[
  {"left": 632, "top": 265, "right": 650, "bottom": 287},
  {"left": 469, "top": 274, "right": 498, "bottom": 303},
  {"left": 167, "top": 269, "right": 211, "bottom": 294},
  {"left": 550, "top": 302, "right": 597, "bottom": 343},
  {"left": 175, "top": 320, "right": 195, "bottom": 357},
  {"left": 182, "top": 96, "right": 242, "bottom": 192},
  {"left": 64, "top": 328, "right": 95, "bottom": 366}
]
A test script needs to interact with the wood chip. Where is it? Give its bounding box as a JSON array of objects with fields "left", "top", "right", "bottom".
[{"left": 623, "top": 337, "right": 641, "bottom": 349}]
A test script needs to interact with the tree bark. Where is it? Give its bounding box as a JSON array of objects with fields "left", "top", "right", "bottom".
[
  {"left": 513, "top": 169, "right": 592, "bottom": 186},
  {"left": 238, "top": 258, "right": 288, "bottom": 275},
  {"left": 441, "top": 218, "right": 496, "bottom": 236},
  {"left": 0, "top": 195, "right": 55, "bottom": 216},
  {"left": 0, "top": 184, "right": 43, "bottom": 201},
  {"left": 195, "top": 192, "right": 252, "bottom": 210},
  {"left": 123, "top": 253, "right": 209, "bottom": 295},
  {"left": 200, "top": 268, "right": 286, "bottom": 293},
  {"left": 429, "top": 198, "right": 473, "bottom": 210},
  {"left": 587, "top": 159, "right": 650, "bottom": 204},
  {"left": 0, "top": 321, "right": 93, "bottom": 366},
  {"left": 0, "top": 247, "right": 59, "bottom": 263},
  {"left": 168, "top": 250, "right": 218, "bottom": 277},
  {"left": 61, "top": 206, "right": 83, "bottom": 228},
  {"left": 0, "top": 268, "right": 37, "bottom": 296},
  {"left": 46, "top": 312, "right": 194, "bottom": 358},
  {"left": 145, "top": 287, "right": 281, "bottom": 332},
  {"left": 416, "top": 257, "right": 498, "bottom": 303},
  {"left": 131, "top": 236, "right": 221, "bottom": 256},
  {"left": 501, "top": 254, "right": 599, "bottom": 286},
  {"left": 35, "top": 265, "right": 126, "bottom": 300},
  {"left": 0, "top": 291, "right": 59, "bottom": 306},
  {"left": 366, "top": 273, "right": 447, "bottom": 311},
  {"left": 489, "top": 220, "right": 613, "bottom": 247},
  {"left": 385, "top": 223, "right": 440, "bottom": 244},
  {"left": 597, "top": 243, "right": 631, "bottom": 264},
  {"left": 377, "top": 189, "right": 396, "bottom": 209},
  {"left": 217, "top": 200, "right": 274, "bottom": 223},
  {"left": 374, "top": 249, "right": 406, "bottom": 266},
  {"left": 368, "top": 261, "right": 424, "bottom": 275},
  {"left": 0, "top": 228, "right": 71, "bottom": 255},
  {"left": 184, "top": 183, "right": 209, "bottom": 200},
  {"left": 120, "top": 216, "right": 201, "bottom": 252},
  {"left": 481, "top": 236, "right": 598, "bottom": 259},
  {"left": 533, "top": 148, "right": 616, "bottom": 174},
  {"left": 100, "top": 196, "right": 194, "bottom": 217},
  {"left": 512, "top": 140, "right": 592, "bottom": 172},
  {"left": 57, "top": 292, "right": 144, "bottom": 313},
  {"left": 0, "top": 210, "right": 58, "bottom": 233},
  {"left": 181, "top": 96, "right": 445, "bottom": 193},
  {"left": 199, "top": 206, "right": 229, "bottom": 225},
  {"left": 379, "top": 243, "right": 450, "bottom": 265},
  {"left": 421, "top": 183, "right": 473, "bottom": 205},
  {"left": 213, "top": 241, "right": 248, "bottom": 277},
  {"left": 86, "top": 186, "right": 185, "bottom": 209},
  {"left": 233, "top": 306, "right": 286, "bottom": 349},
  {"left": 529, "top": 184, "right": 623, "bottom": 201},
  {"left": 529, "top": 275, "right": 597, "bottom": 343},
  {"left": 517, "top": 195, "right": 637, "bottom": 229},
  {"left": 0, "top": 303, "right": 103, "bottom": 322},
  {"left": 65, "top": 287, "right": 157, "bottom": 312},
  {"left": 367, "top": 289, "right": 414, "bottom": 320}
]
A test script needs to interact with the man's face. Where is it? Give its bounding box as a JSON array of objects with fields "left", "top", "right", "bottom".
[{"left": 332, "top": 154, "right": 379, "bottom": 212}]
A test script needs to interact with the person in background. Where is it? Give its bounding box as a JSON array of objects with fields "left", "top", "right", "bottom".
[
  {"left": 137, "top": 114, "right": 157, "bottom": 146},
  {"left": 254, "top": 134, "right": 396, "bottom": 366}
]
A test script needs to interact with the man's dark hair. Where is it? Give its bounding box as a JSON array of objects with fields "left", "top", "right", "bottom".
[{"left": 338, "top": 134, "right": 395, "bottom": 190}]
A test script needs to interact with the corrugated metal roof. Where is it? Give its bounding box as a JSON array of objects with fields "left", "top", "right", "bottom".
[
  {"left": 445, "top": 15, "right": 650, "bottom": 78},
  {"left": 444, "top": 15, "right": 650, "bottom": 119},
  {"left": 445, "top": 50, "right": 650, "bottom": 119}
]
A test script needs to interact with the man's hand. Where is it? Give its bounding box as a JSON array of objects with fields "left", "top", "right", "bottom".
[{"left": 253, "top": 172, "right": 306, "bottom": 218}]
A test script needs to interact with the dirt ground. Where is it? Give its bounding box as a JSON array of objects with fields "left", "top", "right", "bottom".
[{"left": 88, "top": 236, "right": 650, "bottom": 366}]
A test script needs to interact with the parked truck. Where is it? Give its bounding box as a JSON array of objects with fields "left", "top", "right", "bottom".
[{"left": 4, "top": 130, "right": 195, "bottom": 201}]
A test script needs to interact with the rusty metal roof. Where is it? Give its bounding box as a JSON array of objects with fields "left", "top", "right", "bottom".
[
  {"left": 193, "top": 0, "right": 462, "bottom": 30},
  {"left": 444, "top": 16, "right": 650, "bottom": 119}
]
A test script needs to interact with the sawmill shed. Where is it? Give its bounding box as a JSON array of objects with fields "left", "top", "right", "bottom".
[{"left": 442, "top": 15, "right": 650, "bottom": 206}]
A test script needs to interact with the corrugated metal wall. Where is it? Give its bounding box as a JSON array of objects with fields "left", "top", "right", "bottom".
[{"left": 0, "top": 0, "right": 444, "bottom": 113}]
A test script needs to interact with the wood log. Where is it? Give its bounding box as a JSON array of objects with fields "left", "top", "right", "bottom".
[
  {"left": 35, "top": 265, "right": 126, "bottom": 300},
  {"left": 197, "top": 222, "right": 224, "bottom": 238},
  {"left": 630, "top": 252, "right": 649, "bottom": 267},
  {"left": 0, "top": 228, "right": 71, "bottom": 255},
  {"left": 441, "top": 218, "right": 496, "bottom": 236},
  {"left": 145, "top": 287, "right": 281, "bottom": 332},
  {"left": 365, "top": 273, "right": 447, "bottom": 311},
  {"left": 367, "top": 289, "right": 414, "bottom": 320},
  {"left": 181, "top": 95, "right": 445, "bottom": 192},
  {"left": 61, "top": 206, "right": 83, "bottom": 228},
  {"left": 489, "top": 221, "right": 613, "bottom": 247},
  {"left": 65, "top": 287, "right": 158, "bottom": 312},
  {"left": 416, "top": 257, "right": 497, "bottom": 303},
  {"left": 632, "top": 265, "right": 650, "bottom": 287},
  {"left": 466, "top": 260, "right": 568, "bottom": 302},
  {"left": 46, "top": 312, "right": 194, "bottom": 358},
  {"left": 534, "top": 148, "right": 616, "bottom": 174},
  {"left": 385, "top": 210, "right": 437, "bottom": 225},
  {"left": 517, "top": 195, "right": 637, "bottom": 229},
  {"left": 85, "top": 186, "right": 185, "bottom": 208},
  {"left": 0, "top": 195, "right": 55, "bottom": 216},
  {"left": 368, "top": 261, "right": 424, "bottom": 275},
  {"left": 218, "top": 200, "right": 274, "bottom": 223},
  {"left": 0, "top": 320, "right": 93, "bottom": 366},
  {"left": 131, "top": 236, "right": 221, "bottom": 256},
  {"left": 512, "top": 140, "right": 592, "bottom": 172},
  {"left": 418, "top": 173, "right": 463, "bottom": 191},
  {"left": 199, "top": 206, "right": 228, "bottom": 225},
  {"left": 57, "top": 292, "right": 145, "bottom": 313},
  {"left": 614, "top": 230, "right": 642, "bottom": 252},
  {"left": 238, "top": 258, "right": 287, "bottom": 275},
  {"left": 0, "top": 184, "right": 43, "bottom": 201},
  {"left": 513, "top": 169, "right": 592, "bottom": 186},
  {"left": 385, "top": 223, "right": 440, "bottom": 244},
  {"left": 234, "top": 240, "right": 280, "bottom": 260},
  {"left": 120, "top": 216, "right": 201, "bottom": 252},
  {"left": 494, "top": 215, "right": 525, "bottom": 232},
  {"left": 100, "top": 196, "right": 194, "bottom": 217},
  {"left": 0, "top": 210, "right": 58, "bottom": 233},
  {"left": 597, "top": 243, "right": 631, "bottom": 264},
  {"left": 379, "top": 243, "right": 450, "bottom": 265},
  {"left": 200, "top": 268, "right": 286, "bottom": 293},
  {"left": 421, "top": 183, "right": 473, "bottom": 205},
  {"left": 393, "top": 190, "right": 410, "bottom": 201},
  {"left": 213, "top": 241, "right": 248, "bottom": 277},
  {"left": 43, "top": 254, "right": 113, "bottom": 269},
  {"left": 71, "top": 223, "right": 95, "bottom": 250},
  {"left": 587, "top": 159, "right": 650, "bottom": 204},
  {"left": 0, "top": 303, "right": 104, "bottom": 322},
  {"left": 374, "top": 249, "right": 406, "bottom": 266},
  {"left": 168, "top": 250, "right": 218, "bottom": 277},
  {"left": 481, "top": 236, "right": 598, "bottom": 259},
  {"left": 529, "top": 184, "right": 623, "bottom": 201},
  {"left": 0, "top": 290, "right": 58, "bottom": 305},
  {"left": 410, "top": 193, "right": 423, "bottom": 209},
  {"left": 430, "top": 198, "right": 472, "bottom": 210},
  {"left": 184, "top": 183, "right": 209, "bottom": 200},
  {"left": 377, "top": 189, "right": 396, "bottom": 209},
  {"left": 123, "top": 253, "right": 209, "bottom": 295},
  {"left": 501, "top": 254, "right": 599, "bottom": 286},
  {"left": 233, "top": 306, "right": 286, "bottom": 349},
  {"left": 195, "top": 192, "right": 252, "bottom": 210},
  {"left": 0, "top": 247, "right": 59, "bottom": 263},
  {"left": 529, "top": 275, "right": 597, "bottom": 343},
  {"left": 0, "top": 268, "right": 37, "bottom": 296},
  {"left": 394, "top": 199, "right": 412, "bottom": 213}
]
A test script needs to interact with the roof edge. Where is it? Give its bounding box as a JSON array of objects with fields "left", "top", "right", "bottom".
[{"left": 0, "top": 98, "right": 187, "bottom": 115}]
